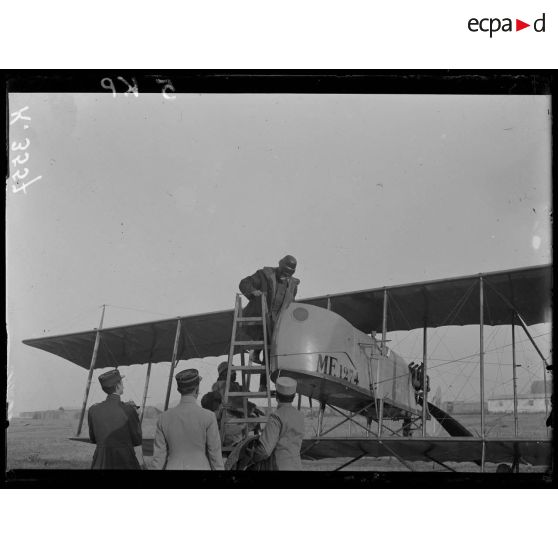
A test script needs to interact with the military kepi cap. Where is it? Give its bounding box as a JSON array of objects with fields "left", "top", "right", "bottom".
[
  {"left": 276, "top": 376, "right": 297, "bottom": 396},
  {"left": 175, "top": 368, "right": 201, "bottom": 388},
  {"left": 98, "top": 369, "right": 124, "bottom": 388}
]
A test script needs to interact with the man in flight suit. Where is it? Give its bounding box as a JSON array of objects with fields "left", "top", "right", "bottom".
[
  {"left": 252, "top": 376, "right": 305, "bottom": 470},
  {"left": 239, "top": 255, "right": 300, "bottom": 390},
  {"left": 88, "top": 369, "right": 143, "bottom": 469},
  {"left": 239, "top": 255, "right": 300, "bottom": 337},
  {"left": 151, "top": 369, "right": 224, "bottom": 470}
]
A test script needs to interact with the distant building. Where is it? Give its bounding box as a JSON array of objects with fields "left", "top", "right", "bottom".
[
  {"left": 18, "top": 408, "right": 82, "bottom": 420},
  {"left": 34, "top": 410, "right": 65, "bottom": 420},
  {"left": 530, "top": 380, "right": 549, "bottom": 395},
  {"left": 488, "top": 394, "right": 550, "bottom": 414},
  {"left": 18, "top": 406, "right": 161, "bottom": 421},
  {"left": 444, "top": 401, "right": 488, "bottom": 415}
]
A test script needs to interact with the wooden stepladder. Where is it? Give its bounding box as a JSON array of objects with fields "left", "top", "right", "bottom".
[{"left": 220, "top": 293, "right": 273, "bottom": 450}]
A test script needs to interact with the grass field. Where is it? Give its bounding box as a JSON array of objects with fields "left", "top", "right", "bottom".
[{"left": 6, "top": 410, "right": 552, "bottom": 472}]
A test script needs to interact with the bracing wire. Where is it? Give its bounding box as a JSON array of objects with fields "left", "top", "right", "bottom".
[
  {"left": 424, "top": 331, "right": 550, "bottom": 371},
  {"left": 431, "top": 330, "right": 474, "bottom": 402},
  {"left": 97, "top": 335, "right": 144, "bottom": 402},
  {"left": 40, "top": 305, "right": 100, "bottom": 334},
  {"left": 183, "top": 327, "right": 203, "bottom": 359},
  {"left": 437, "top": 281, "right": 478, "bottom": 329},
  {"left": 386, "top": 293, "right": 413, "bottom": 331},
  {"left": 425, "top": 281, "right": 477, "bottom": 358},
  {"left": 105, "top": 304, "right": 171, "bottom": 318},
  {"left": 421, "top": 324, "right": 499, "bottom": 404},
  {"left": 98, "top": 335, "right": 120, "bottom": 369},
  {"left": 490, "top": 327, "right": 504, "bottom": 399},
  {"left": 388, "top": 288, "right": 528, "bottom": 406},
  {"left": 399, "top": 357, "right": 516, "bottom": 367}
]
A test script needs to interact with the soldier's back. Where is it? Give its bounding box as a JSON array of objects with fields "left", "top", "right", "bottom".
[
  {"left": 157, "top": 398, "right": 216, "bottom": 470},
  {"left": 273, "top": 404, "right": 305, "bottom": 470},
  {"left": 88, "top": 396, "right": 141, "bottom": 469},
  {"left": 89, "top": 399, "right": 128, "bottom": 441}
]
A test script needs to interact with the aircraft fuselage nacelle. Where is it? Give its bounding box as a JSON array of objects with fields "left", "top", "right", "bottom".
[{"left": 271, "top": 303, "right": 422, "bottom": 420}]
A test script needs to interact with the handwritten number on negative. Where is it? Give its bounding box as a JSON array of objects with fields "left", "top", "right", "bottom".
[
  {"left": 117, "top": 76, "right": 139, "bottom": 97},
  {"left": 12, "top": 138, "right": 30, "bottom": 151},
  {"left": 156, "top": 79, "right": 176, "bottom": 100},
  {"left": 12, "top": 168, "right": 30, "bottom": 181},
  {"left": 12, "top": 174, "right": 42, "bottom": 194},
  {"left": 10, "top": 106, "right": 31, "bottom": 126},
  {"left": 101, "top": 78, "right": 117, "bottom": 97},
  {"left": 12, "top": 153, "right": 30, "bottom": 166},
  {"left": 101, "top": 77, "right": 139, "bottom": 98}
]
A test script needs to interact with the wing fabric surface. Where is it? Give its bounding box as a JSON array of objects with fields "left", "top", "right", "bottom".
[
  {"left": 22, "top": 264, "right": 550, "bottom": 369},
  {"left": 301, "top": 438, "right": 551, "bottom": 466},
  {"left": 23, "top": 310, "right": 234, "bottom": 369},
  {"left": 70, "top": 436, "right": 550, "bottom": 465},
  {"left": 301, "top": 264, "right": 551, "bottom": 333}
]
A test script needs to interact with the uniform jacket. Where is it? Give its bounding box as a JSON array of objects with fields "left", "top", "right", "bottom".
[
  {"left": 212, "top": 379, "right": 242, "bottom": 398},
  {"left": 151, "top": 395, "right": 224, "bottom": 470},
  {"left": 211, "top": 380, "right": 260, "bottom": 447},
  {"left": 239, "top": 267, "right": 299, "bottom": 335},
  {"left": 212, "top": 379, "right": 245, "bottom": 411},
  {"left": 253, "top": 402, "right": 305, "bottom": 470},
  {"left": 88, "top": 394, "right": 142, "bottom": 469}
]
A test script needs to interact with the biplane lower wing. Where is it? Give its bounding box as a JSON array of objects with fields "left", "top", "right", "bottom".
[
  {"left": 71, "top": 436, "right": 551, "bottom": 468},
  {"left": 301, "top": 437, "right": 551, "bottom": 466}
]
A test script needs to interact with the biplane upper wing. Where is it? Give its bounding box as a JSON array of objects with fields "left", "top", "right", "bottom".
[
  {"left": 301, "top": 263, "right": 551, "bottom": 333},
  {"left": 22, "top": 264, "right": 551, "bottom": 369},
  {"left": 22, "top": 309, "right": 235, "bottom": 369}
]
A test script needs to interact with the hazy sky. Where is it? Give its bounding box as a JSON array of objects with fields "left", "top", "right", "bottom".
[{"left": 7, "top": 92, "right": 552, "bottom": 416}]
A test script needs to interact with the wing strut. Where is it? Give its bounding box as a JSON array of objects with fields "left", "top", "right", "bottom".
[
  {"left": 480, "top": 276, "right": 486, "bottom": 471},
  {"left": 164, "top": 319, "right": 182, "bottom": 411},
  {"left": 515, "top": 311, "right": 549, "bottom": 366},
  {"left": 511, "top": 312, "right": 519, "bottom": 437},
  {"left": 76, "top": 305, "right": 105, "bottom": 436},
  {"left": 422, "top": 288, "right": 428, "bottom": 436},
  {"left": 139, "top": 362, "right": 152, "bottom": 424},
  {"left": 302, "top": 400, "right": 415, "bottom": 471},
  {"left": 484, "top": 278, "right": 549, "bottom": 366}
]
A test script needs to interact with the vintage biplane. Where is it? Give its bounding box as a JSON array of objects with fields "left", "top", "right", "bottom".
[{"left": 22, "top": 263, "right": 552, "bottom": 472}]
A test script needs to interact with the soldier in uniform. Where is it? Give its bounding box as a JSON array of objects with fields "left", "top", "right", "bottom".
[
  {"left": 209, "top": 361, "right": 263, "bottom": 447},
  {"left": 88, "top": 369, "right": 143, "bottom": 469},
  {"left": 239, "top": 255, "right": 300, "bottom": 390},
  {"left": 151, "top": 369, "right": 224, "bottom": 470},
  {"left": 252, "top": 377, "right": 305, "bottom": 470},
  {"left": 212, "top": 361, "right": 242, "bottom": 400},
  {"left": 201, "top": 390, "right": 222, "bottom": 413}
]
